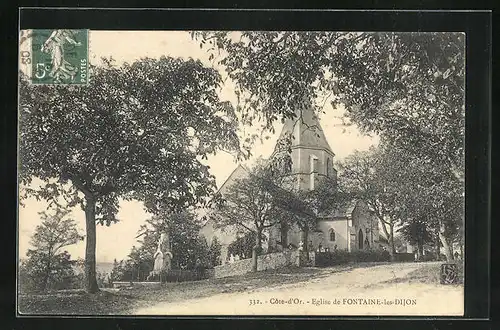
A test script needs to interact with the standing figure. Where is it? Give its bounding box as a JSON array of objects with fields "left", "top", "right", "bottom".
[
  {"left": 147, "top": 231, "right": 173, "bottom": 281},
  {"left": 41, "top": 30, "right": 81, "bottom": 82}
]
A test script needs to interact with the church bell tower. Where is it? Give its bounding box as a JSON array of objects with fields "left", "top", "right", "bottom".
[{"left": 271, "top": 98, "right": 337, "bottom": 191}]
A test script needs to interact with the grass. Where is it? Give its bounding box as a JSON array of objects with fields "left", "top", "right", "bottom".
[
  {"left": 17, "top": 289, "right": 138, "bottom": 315},
  {"left": 375, "top": 261, "right": 464, "bottom": 287},
  {"left": 18, "top": 265, "right": 347, "bottom": 315},
  {"left": 18, "top": 262, "right": 458, "bottom": 315}
]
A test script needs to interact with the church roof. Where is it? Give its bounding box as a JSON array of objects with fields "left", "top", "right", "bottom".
[
  {"left": 318, "top": 200, "right": 358, "bottom": 219},
  {"left": 200, "top": 164, "right": 249, "bottom": 227},
  {"left": 216, "top": 164, "right": 249, "bottom": 195},
  {"left": 272, "top": 102, "right": 335, "bottom": 157}
]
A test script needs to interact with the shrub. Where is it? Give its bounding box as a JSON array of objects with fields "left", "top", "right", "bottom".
[
  {"left": 394, "top": 253, "right": 415, "bottom": 262},
  {"left": 422, "top": 253, "right": 437, "bottom": 262},
  {"left": 162, "top": 269, "right": 209, "bottom": 282},
  {"left": 314, "top": 249, "right": 390, "bottom": 267},
  {"left": 18, "top": 251, "right": 77, "bottom": 293}
]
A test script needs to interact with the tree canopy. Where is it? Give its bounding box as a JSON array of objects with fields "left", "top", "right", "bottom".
[
  {"left": 135, "top": 211, "right": 210, "bottom": 270},
  {"left": 337, "top": 141, "right": 463, "bottom": 260},
  {"left": 18, "top": 56, "right": 241, "bottom": 292},
  {"left": 193, "top": 32, "right": 465, "bottom": 181}
]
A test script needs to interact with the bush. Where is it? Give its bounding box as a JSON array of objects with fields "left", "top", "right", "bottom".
[
  {"left": 162, "top": 269, "right": 209, "bottom": 282},
  {"left": 315, "top": 249, "right": 391, "bottom": 267},
  {"left": 18, "top": 251, "right": 77, "bottom": 293},
  {"left": 394, "top": 253, "right": 415, "bottom": 262}
]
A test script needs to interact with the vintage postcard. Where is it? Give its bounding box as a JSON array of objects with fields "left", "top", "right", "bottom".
[{"left": 17, "top": 29, "right": 465, "bottom": 316}]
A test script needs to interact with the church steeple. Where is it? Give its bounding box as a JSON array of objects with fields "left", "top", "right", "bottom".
[
  {"left": 273, "top": 99, "right": 335, "bottom": 158},
  {"left": 272, "top": 98, "right": 337, "bottom": 190}
]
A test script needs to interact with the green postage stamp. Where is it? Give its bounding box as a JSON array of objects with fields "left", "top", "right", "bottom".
[{"left": 22, "top": 29, "right": 89, "bottom": 85}]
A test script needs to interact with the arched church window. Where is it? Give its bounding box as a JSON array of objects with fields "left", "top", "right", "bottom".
[
  {"left": 326, "top": 158, "right": 332, "bottom": 177},
  {"left": 329, "top": 229, "right": 336, "bottom": 242}
]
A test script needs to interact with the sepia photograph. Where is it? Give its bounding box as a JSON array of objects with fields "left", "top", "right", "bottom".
[{"left": 17, "top": 29, "right": 465, "bottom": 316}]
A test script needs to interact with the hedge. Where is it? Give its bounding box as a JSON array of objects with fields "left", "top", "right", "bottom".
[
  {"left": 394, "top": 253, "right": 414, "bottom": 262},
  {"left": 146, "top": 268, "right": 211, "bottom": 283},
  {"left": 315, "top": 250, "right": 391, "bottom": 267}
]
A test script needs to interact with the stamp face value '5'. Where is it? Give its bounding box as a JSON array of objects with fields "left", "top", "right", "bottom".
[{"left": 20, "top": 29, "right": 89, "bottom": 85}]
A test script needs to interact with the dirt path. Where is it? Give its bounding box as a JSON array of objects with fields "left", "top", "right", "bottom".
[{"left": 133, "top": 262, "right": 463, "bottom": 316}]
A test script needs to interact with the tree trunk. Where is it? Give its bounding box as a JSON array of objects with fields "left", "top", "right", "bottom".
[
  {"left": 42, "top": 257, "right": 51, "bottom": 292},
  {"left": 280, "top": 222, "right": 288, "bottom": 247},
  {"left": 379, "top": 218, "right": 395, "bottom": 261},
  {"left": 251, "top": 229, "right": 262, "bottom": 272},
  {"left": 439, "top": 232, "right": 454, "bottom": 262},
  {"left": 416, "top": 242, "right": 423, "bottom": 261},
  {"left": 84, "top": 197, "right": 100, "bottom": 293},
  {"left": 435, "top": 232, "right": 441, "bottom": 260},
  {"left": 438, "top": 221, "right": 454, "bottom": 262},
  {"left": 389, "top": 224, "right": 396, "bottom": 261}
]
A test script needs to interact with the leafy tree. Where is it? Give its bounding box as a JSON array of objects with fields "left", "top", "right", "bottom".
[
  {"left": 19, "top": 57, "right": 240, "bottom": 292},
  {"left": 110, "top": 259, "right": 126, "bottom": 281},
  {"left": 211, "top": 160, "right": 285, "bottom": 272},
  {"left": 396, "top": 151, "right": 464, "bottom": 261},
  {"left": 195, "top": 31, "right": 464, "bottom": 261},
  {"left": 263, "top": 173, "right": 343, "bottom": 255},
  {"left": 337, "top": 145, "right": 410, "bottom": 260},
  {"left": 227, "top": 231, "right": 256, "bottom": 259},
  {"left": 19, "top": 207, "right": 83, "bottom": 292},
  {"left": 193, "top": 31, "right": 464, "bottom": 183},
  {"left": 338, "top": 141, "right": 463, "bottom": 261},
  {"left": 397, "top": 218, "right": 433, "bottom": 259},
  {"left": 19, "top": 250, "right": 76, "bottom": 293}
]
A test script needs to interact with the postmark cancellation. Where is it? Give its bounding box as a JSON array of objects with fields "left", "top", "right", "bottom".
[{"left": 19, "top": 29, "right": 89, "bottom": 85}]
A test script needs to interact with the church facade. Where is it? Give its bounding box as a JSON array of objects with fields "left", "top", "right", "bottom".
[{"left": 200, "top": 104, "right": 382, "bottom": 265}]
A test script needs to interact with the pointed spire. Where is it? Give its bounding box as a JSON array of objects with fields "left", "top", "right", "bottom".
[{"left": 273, "top": 97, "right": 334, "bottom": 157}]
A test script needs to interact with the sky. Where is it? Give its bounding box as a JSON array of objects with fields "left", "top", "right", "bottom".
[{"left": 18, "top": 30, "right": 379, "bottom": 263}]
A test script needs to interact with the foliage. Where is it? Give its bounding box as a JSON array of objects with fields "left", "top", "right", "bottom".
[
  {"left": 338, "top": 142, "right": 463, "bottom": 261},
  {"left": 29, "top": 207, "right": 84, "bottom": 254},
  {"left": 227, "top": 231, "right": 257, "bottom": 259},
  {"left": 194, "top": 31, "right": 465, "bottom": 261},
  {"left": 133, "top": 211, "right": 211, "bottom": 272},
  {"left": 19, "top": 250, "right": 76, "bottom": 293},
  {"left": 314, "top": 249, "right": 391, "bottom": 267},
  {"left": 397, "top": 218, "right": 434, "bottom": 252},
  {"left": 210, "top": 160, "right": 288, "bottom": 271},
  {"left": 393, "top": 253, "right": 415, "bottom": 263},
  {"left": 336, "top": 144, "right": 404, "bottom": 258},
  {"left": 19, "top": 56, "right": 241, "bottom": 292},
  {"left": 193, "top": 31, "right": 465, "bottom": 183},
  {"left": 18, "top": 207, "right": 83, "bottom": 293}
]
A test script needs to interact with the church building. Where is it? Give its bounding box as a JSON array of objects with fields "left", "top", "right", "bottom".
[{"left": 200, "top": 102, "right": 381, "bottom": 265}]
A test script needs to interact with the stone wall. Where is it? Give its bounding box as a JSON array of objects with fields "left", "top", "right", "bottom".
[{"left": 212, "top": 250, "right": 301, "bottom": 279}]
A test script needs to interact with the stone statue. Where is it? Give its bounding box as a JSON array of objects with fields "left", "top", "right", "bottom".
[{"left": 147, "top": 229, "right": 173, "bottom": 281}]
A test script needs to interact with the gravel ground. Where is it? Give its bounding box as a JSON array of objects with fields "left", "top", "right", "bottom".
[{"left": 133, "top": 262, "right": 463, "bottom": 316}]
